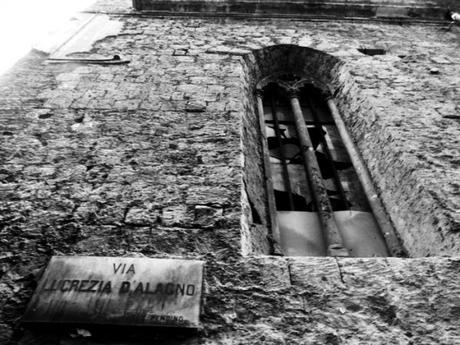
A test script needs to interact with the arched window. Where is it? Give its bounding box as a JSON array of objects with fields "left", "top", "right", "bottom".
[
  {"left": 255, "top": 76, "right": 401, "bottom": 257},
  {"left": 240, "top": 45, "right": 405, "bottom": 257}
]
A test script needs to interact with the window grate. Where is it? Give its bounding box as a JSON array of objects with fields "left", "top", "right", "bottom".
[{"left": 257, "top": 81, "right": 395, "bottom": 257}]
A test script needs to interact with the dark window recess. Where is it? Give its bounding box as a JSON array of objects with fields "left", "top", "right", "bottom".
[
  {"left": 357, "top": 48, "right": 386, "bottom": 56},
  {"left": 248, "top": 197, "right": 262, "bottom": 225},
  {"left": 258, "top": 81, "right": 391, "bottom": 257}
]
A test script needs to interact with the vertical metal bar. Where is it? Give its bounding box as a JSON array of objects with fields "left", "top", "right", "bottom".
[
  {"left": 305, "top": 96, "right": 348, "bottom": 208},
  {"left": 289, "top": 92, "right": 349, "bottom": 257},
  {"left": 270, "top": 89, "right": 295, "bottom": 211},
  {"left": 256, "top": 90, "right": 282, "bottom": 255},
  {"left": 327, "top": 98, "right": 405, "bottom": 257}
]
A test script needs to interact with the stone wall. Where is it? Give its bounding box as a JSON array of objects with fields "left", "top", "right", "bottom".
[
  {"left": 0, "top": 0, "right": 459, "bottom": 343},
  {"left": 132, "top": 0, "right": 457, "bottom": 20},
  {"left": 15, "top": 257, "right": 460, "bottom": 345}
]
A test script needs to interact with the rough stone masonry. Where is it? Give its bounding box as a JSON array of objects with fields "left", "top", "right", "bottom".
[{"left": 0, "top": 0, "right": 459, "bottom": 344}]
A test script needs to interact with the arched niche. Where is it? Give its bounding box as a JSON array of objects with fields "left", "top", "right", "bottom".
[
  {"left": 248, "top": 44, "right": 340, "bottom": 94},
  {"left": 240, "top": 45, "right": 417, "bottom": 257},
  {"left": 240, "top": 45, "right": 343, "bottom": 256}
]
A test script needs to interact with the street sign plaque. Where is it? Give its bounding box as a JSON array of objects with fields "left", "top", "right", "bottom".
[{"left": 23, "top": 256, "right": 204, "bottom": 328}]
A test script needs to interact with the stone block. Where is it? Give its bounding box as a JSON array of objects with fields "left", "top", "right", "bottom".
[{"left": 125, "top": 206, "right": 160, "bottom": 225}]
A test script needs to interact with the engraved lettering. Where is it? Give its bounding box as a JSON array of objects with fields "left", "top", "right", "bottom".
[
  {"left": 61, "top": 280, "right": 70, "bottom": 292},
  {"left": 27, "top": 258, "right": 203, "bottom": 329},
  {"left": 88, "top": 280, "right": 99, "bottom": 292},
  {"left": 186, "top": 284, "right": 195, "bottom": 296},
  {"left": 79, "top": 280, "right": 89, "bottom": 292},
  {"left": 43, "top": 279, "right": 57, "bottom": 291},
  {"left": 176, "top": 284, "right": 184, "bottom": 296},
  {"left": 44, "top": 280, "right": 111, "bottom": 293},
  {"left": 165, "top": 283, "right": 174, "bottom": 295},
  {"left": 101, "top": 281, "right": 112, "bottom": 293},
  {"left": 145, "top": 313, "right": 186, "bottom": 324},
  {"left": 113, "top": 263, "right": 135, "bottom": 274},
  {"left": 134, "top": 282, "right": 144, "bottom": 294},
  {"left": 70, "top": 280, "right": 79, "bottom": 292},
  {"left": 154, "top": 283, "right": 163, "bottom": 294},
  {"left": 119, "top": 281, "right": 131, "bottom": 293},
  {"left": 42, "top": 279, "right": 194, "bottom": 296},
  {"left": 113, "top": 263, "right": 123, "bottom": 274}
]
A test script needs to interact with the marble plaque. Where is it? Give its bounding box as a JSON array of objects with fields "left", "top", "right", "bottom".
[{"left": 23, "top": 256, "right": 204, "bottom": 328}]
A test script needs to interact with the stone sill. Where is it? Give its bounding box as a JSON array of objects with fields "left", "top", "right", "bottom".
[{"left": 132, "top": 0, "right": 452, "bottom": 21}]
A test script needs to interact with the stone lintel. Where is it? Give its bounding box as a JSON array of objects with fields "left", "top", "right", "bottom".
[{"left": 132, "top": 0, "right": 454, "bottom": 21}]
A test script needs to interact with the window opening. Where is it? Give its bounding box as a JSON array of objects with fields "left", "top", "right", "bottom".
[
  {"left": 256, "top": 78, "right": 394, "bottom": 257},
  {"left": 357, "top": 48, "right": 386, "bottom": 56}
]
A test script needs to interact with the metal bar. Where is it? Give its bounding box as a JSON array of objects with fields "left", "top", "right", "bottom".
[
  {"left": 47, "top": 55, "right": 130, "bottom": 65},
  {"left": 289, "top": 93, "right": 349, "bottom": 257},
  {"left": 256, "top": 91, "right": 282, "bottom": 255},
  {"left": 265, "top": 120, "right": 336, "bottom": 125},
  {"left": 326, "top": 98, "right": 405, "bottom": 257},
  {"left": 305, "top": 96, "right": 348, "bottom": 208},
  {"left": 270, "top": 90, "right": 295, "bottom": 211}
]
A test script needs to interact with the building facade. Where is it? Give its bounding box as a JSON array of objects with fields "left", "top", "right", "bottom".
[{"left": 0, "top": 0, "right": 459, "bottom": 343}]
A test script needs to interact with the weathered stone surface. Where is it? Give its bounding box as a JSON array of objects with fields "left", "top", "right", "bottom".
[
  {"left": 132, "top": 0, "right": 455, "bottom": 21},
  {"left": 15, "top": 257, "right": 455, "bottom": 344}
]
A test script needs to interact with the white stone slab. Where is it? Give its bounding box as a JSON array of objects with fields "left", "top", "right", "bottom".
[{"left": 23, "top": 256, "right": 204, "bottom": 328}]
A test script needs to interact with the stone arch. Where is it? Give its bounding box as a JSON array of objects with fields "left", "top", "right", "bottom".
[
  {"left": 240, "top": 45, "right": 407, "bottom": 257},
  {"left": 241, "top": 44, "right": 459, "bottom": 258},
  {"left": 248, "top": 44, "right": 341, "bottom": 94},
  {"left": 240, "top": 45, "right": 346, "bottom": 256}
]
